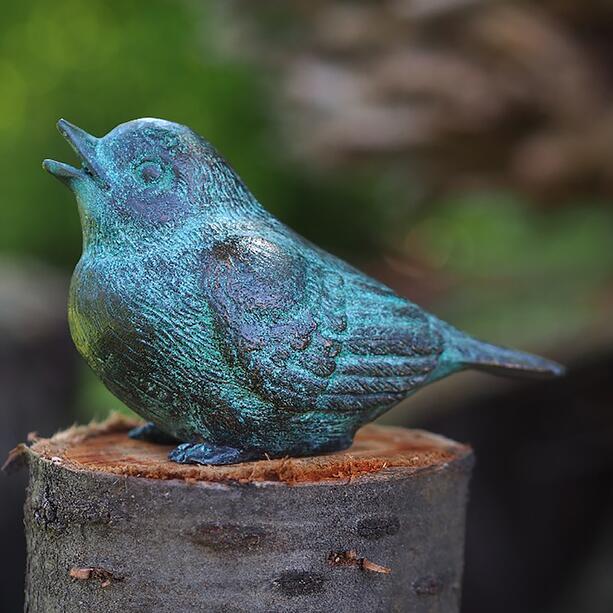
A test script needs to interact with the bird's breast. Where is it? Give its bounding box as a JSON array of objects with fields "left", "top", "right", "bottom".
[
  {"left": 68, "top": 258, "right": 142, "bottom": 375},
  {"left": 68, "top": 254, "right": 222, "bottom": 399}
]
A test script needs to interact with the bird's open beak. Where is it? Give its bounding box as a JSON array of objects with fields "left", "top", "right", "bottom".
[{"left": 43, "top": 119, "right": 109, "bottom": 189}]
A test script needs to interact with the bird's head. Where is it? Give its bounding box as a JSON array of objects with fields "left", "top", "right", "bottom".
[{"left": 43, "top": 118, "right": 257, "bottom": 250}]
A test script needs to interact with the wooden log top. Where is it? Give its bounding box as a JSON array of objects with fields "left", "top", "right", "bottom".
[{"left": 24, "top": 414, "right": 471, "bottom": 486}]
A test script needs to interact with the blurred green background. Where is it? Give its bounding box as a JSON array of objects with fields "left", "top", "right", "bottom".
[{"left": 1, "top": 1, "right": 612, "bottom": 612}]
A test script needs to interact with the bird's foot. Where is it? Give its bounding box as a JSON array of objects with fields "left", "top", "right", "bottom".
[
  {"left": 168, "top": 443, "right": 264, "bottom": 466},
  {"left": 128, "top": 422, "right": 180, "bottom": 445}
]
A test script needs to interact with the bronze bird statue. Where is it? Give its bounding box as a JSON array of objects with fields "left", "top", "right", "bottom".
[{"left": 43, "top": 118, "right": 564, "bottom": 465}]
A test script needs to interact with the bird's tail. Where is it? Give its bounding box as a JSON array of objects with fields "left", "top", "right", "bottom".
[{"left": 439, "top": 323, "right": 565, "bottom": 379}]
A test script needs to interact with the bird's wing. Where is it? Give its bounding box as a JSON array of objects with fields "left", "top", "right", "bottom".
[{"left": 201, "top": 233, "right": 444, "bottom": 412}]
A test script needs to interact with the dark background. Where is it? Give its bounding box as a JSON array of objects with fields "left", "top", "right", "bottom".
[{"left": 1, "top": 1, "right": 612, "bottom": 611}]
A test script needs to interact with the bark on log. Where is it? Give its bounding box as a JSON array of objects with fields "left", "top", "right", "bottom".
[{"left": 22, "top": 416, "right": 473, "bottom": 613}]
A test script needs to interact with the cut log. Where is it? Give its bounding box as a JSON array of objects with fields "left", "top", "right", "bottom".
[{"left": 22, "top": 415, "right": 473, "bottom": 613}]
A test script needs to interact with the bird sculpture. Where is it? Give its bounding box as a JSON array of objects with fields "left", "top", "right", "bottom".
[{"left": 43, "top": 118, "right": 564, "bottom": 465}]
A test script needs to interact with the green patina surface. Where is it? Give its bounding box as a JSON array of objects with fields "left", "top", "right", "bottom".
[{"left": 43, "top": 118, "right": 563, "bottom": 465}]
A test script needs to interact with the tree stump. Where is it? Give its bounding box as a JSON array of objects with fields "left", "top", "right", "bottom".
[{"left": 21, "top": 415, "right": 473, "bottom": 613}]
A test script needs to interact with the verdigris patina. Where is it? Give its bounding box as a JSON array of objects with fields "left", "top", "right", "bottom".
[{"left": 43, "top": 118, "right": 564, "bottom": 465}]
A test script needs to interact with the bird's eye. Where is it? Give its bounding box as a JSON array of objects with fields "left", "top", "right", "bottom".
[{"left": 137, "top": 161, "right": 163, "bottom": 184}]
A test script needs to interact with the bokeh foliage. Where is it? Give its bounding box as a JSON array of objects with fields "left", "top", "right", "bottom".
[
  {"left": 0, "top": 0, "right": 380, "bottom": 270},
  {"left": 406, "top": 193, "right": 613, "bottom": 347}
]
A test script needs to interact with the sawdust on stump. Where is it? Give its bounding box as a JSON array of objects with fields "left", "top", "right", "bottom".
[{"left": 26, "top": 414, "right": 471, "bottom": 485}]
